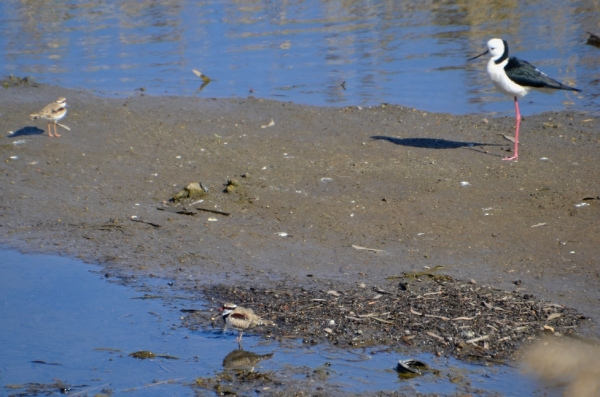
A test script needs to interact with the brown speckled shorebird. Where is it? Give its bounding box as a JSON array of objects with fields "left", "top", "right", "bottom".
[
  {"left": 221, "top": 302, "right": 274, "bottom": 345},
  {"left": 30, "top": 97, "right": 68, "bottom": 137}
]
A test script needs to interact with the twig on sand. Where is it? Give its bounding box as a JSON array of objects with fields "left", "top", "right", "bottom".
[
  {"left": 351, "top": 244, "right": 384, "bottom": 253},
  {"left": 196, "top": 207, "right": 231, "bottom": 216},
  {"left": 130, "top": 218, "right": 161, "bottom": 228}
]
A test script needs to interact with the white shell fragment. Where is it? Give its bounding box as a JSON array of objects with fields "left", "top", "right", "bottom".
[
  {"left": 275, "top": 232, "right": 288, "bottom": 237},
  {"left": 574, "top": 203, "right": 590, "bottom": 208},
  {"left": 460, "top": 181, "right": 471, "bottom": 187},
  {"left": 351, "top": 244, "right": 384, "bottom": 253},
  {"left": 208, "top": 217, "right": 218, "bottom": 222},
  {"left": 261, "top": 119, "right": 275, "bottom": 128}
]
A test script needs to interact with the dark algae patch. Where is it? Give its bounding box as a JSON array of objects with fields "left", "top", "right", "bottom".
[{"left": 1, "top": 74, "right": 37, "bottom": 88}]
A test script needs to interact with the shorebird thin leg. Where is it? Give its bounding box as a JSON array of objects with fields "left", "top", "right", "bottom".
[
  {"left": 503, "top": 96, "right": 520, "bottom": 161},
  {"left": 237, "top": 331, "right": 244, "bottom": 342},
  {"left": 47, "top": 122, "right": 54, "bottom": 137},
  {"left": 54, "top": 122, "right": 61, "bottom": 137}
]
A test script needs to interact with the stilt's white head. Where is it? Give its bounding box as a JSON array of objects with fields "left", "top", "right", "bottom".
[
  {"left": 468, "top": 38, "right": 508, "bottom": 63},
  {"left": 486, "top": 38, "right": 507, "bottom": 61}
]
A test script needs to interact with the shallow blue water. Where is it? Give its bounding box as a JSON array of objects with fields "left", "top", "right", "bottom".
[
  {"left": 0, "top": 248, "right": 560, "bottom": 396},
  {"left": 1, "top": 0, "right": 598, "bottom": 116}
]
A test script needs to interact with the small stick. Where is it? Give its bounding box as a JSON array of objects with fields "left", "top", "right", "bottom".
[
  {"left": 424, "top": 314, "right": 451, "bottom": 321},
  {"left": 196, "top": 207, "right": 231, "bottom": 216},
  {"left": 357, "top": 312, "right": 391, "bottom": 318},
  {"left": 410, "top": 307, "right": 423, "bottom": 316},
  {"left": 346, "top": 316, "right": 366, "bottom": 322},
  {"left": 372, "top": 317, "right": 394, "bottom": 324},
  {"left": 130, "top": 218, "right": 161, "bottom": 228},
  {"left": 157, "top": 207, "right": 196, "bottom": 215},
  {"left": 426, "top": 331, "right": 445, "bottom": 341},
  {"left": 452, "top": 314, "right": 479, "bottom": 321},
  {"left": 466, "top": 335, "right": 490, "bottom": 344},
  {"left": 422, "top": 291, "right": 444, "bottom": 296}
]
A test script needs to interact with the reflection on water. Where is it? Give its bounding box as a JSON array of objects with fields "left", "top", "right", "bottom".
[
  {"left": 0, "top": 0, "right": 598, "bottom": 115},
  {"left": 222, "top": 348, "right": 274, "bottom": 371}
]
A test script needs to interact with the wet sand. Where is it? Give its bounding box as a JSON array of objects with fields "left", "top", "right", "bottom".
[{"left": 1, "top": 82, "right": 599, "bottom": 332}]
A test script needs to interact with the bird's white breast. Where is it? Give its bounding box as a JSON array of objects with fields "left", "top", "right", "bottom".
[{"left": 487, "top": 58, "right": 531, "bottom": 98}]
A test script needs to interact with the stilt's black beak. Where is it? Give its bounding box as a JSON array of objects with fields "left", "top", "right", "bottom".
[{"left": 468, "top": 50, "right": 488, "bottom": 61}]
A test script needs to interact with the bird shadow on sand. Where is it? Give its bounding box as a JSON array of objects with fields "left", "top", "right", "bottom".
[
  {"left": 9, "top": 126, "right": 45, "bottom": 137},
  {"left": 371, "top": 136, "right": 503, "bottom": 155}
]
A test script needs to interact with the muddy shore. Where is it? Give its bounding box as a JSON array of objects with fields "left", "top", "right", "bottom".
[{"left": 1, "top": 82, "right": 599, "bottom": 352}]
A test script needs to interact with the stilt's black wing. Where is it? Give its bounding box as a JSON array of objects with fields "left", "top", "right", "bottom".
[{"left": 505, "top": 57, "right": 581, "bottom": 92}]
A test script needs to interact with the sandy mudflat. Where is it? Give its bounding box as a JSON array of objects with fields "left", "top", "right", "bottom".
[{"left": 1, "top": 82, "right": 599, "bottom": 330}]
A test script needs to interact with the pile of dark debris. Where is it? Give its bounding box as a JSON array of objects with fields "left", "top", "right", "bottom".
[{"left": 183, "top": 271, "right": 587, "bottom": 362}]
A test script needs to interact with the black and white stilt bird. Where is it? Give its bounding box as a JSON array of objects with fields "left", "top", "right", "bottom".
[{"left": 469, "top": 39, "right": 581, "bottom": 161}]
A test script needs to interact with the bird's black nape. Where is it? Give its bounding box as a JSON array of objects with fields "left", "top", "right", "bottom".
[{"left": 494, "top": 40, "right": 509, "bottom": 64}]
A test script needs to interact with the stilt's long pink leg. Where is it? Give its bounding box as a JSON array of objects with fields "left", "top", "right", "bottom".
[{"left": 503, "top": 96, "right": 520, "bottom": 161}]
